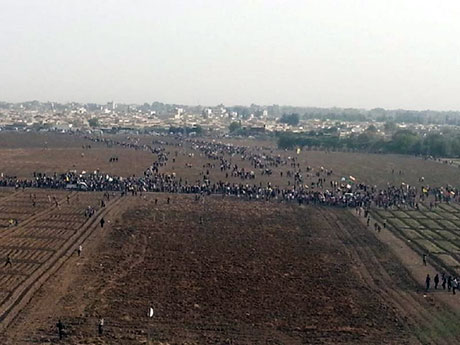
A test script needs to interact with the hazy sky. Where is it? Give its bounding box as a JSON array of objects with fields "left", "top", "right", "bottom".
[{"left": 1, "top": 0, "right": 460, "bottom": 110}]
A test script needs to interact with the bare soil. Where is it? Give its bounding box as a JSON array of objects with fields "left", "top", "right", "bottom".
[
  {"left": 0, "top": 132, "right": 154, "bottom": 178},
  {"left": 2, "top": 194, "right": 451, "bottom": 345},
  {"left": 0, "top": 133, "right": 458, "bottom": 344}
]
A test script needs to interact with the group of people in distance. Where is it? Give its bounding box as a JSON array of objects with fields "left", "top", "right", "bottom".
[
  {"left": 0, "top": 134, "right": 457, "bottom": 212},
  {"left": 425, "top": 271, "right": 460, "bottom": 295},
  {"left": 1, "top": 132, "right": 460, "bottom": 341},
  {"left": 423, "top": 253, "right": 460, "bottom": 296}
]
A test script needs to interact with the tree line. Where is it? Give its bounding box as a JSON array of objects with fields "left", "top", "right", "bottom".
[{"left": 277, "top": 130, "right": 460, "bottom": 158}]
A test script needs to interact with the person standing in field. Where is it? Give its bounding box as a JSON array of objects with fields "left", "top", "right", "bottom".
[
  {"left": 5, "top": 256, "right": 12, "bottom": 268},
  {"left": 453, "top": 278, "right": 458, "bottom": 295},
  {"left": 77, "top": 245, "right": 82, "bottom": 257},
  {"left": 452, "top": 278, "right": 458, "bottom": 295},
  {"left": 425, "top": 274, "right": 431, "bottom": 292},
  {"left": 434, "top": 273, "right": 439, "bottom": 289},
  {"left": 56, "top": 320, "right": 64, "bottom": 340},
  {"left": 98, "top": 318, "right": 104, "bottom": 335},
  {"left": 423, "top": 254, "right": 427, "bottom": 266},
  {"left": 100, "top": 217, "right": 105, "bottom": 228}
]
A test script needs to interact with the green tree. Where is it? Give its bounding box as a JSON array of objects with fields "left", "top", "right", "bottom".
[
  {"left": 278, "top": 133, "right": 298, "bottom": 149},
  {"left": 390, "top": 130, "right": 420, "bottom": 154},
  {"left": 424, "top": 133, "right": 449, "bottom": 156},
  {"left": 451, "top": 136, "right": 460, "bottom": 156},
  {"left": 279, "top": 113, "right": 300, "bottom": 126},
  {"left": 366, "top": 124, "right": 377, "bottom": 132},
  {"left": 88, "top": 118, "right": 100, "bottom": 127},
  {"left": 384, "top": 121, "right": 397, "bottom": 133},
  {"left": 229, "top": 121, "right": 242, "bottom": 133}
]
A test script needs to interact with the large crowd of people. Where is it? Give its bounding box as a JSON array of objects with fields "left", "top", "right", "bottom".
[
  {"left": 0, "top": 134, "right": 458, "bottom": 210},
  {"left": 2, "top": 132, "right": 460, "bottom": 341}
]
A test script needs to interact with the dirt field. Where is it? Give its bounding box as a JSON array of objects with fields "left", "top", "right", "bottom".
[
  {"left": 0, "top": 189, "right": 122, "bottom": 331},
  {"left": 2, "top": 194, "right": 460, "bottom": 344},
  {"left": 371, "top": 203, "right": 460, "bottom": 276},
  {"left": 0, "top": 133, "right": 460, "bottom": 344},
  {"left": 0, "top": 132, "right": 457, "bottom": 189},
  {"left": 0, "top": 194, "right": 420, "bottom": 344},
  {"left": 0, "top": 147, "right": 155, "bottom": 178},
  {"left": 0, "top": 132, "right": 154, "bottom": 178},
  {"left": 153, "top": 137, "right": 460, "bottom": 189},
  {"left": 0, "top": 132, "right": 95, "bottom": 149}
]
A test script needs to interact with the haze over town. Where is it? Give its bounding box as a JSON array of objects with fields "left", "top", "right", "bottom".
[{"left": 2, "top": 0, "right": 460, "bottom": 110}]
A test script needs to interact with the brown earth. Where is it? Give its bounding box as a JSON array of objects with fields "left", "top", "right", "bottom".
[
  {"left": 0, "top": 132, "right": 458, "bottom": 189},
  {"left": 0, "top": 132, "right": 94, "bottom": 149},
  {"left": 0, "top": 132, "right": 155, "bottom": 178},
  {"left": 3, "top": 194, "right": 460, "bottom": 344},
  {"left": 0, "top": 147, "right": 154, "bottom": 178},
  {"left": 153, "top": 136, "right": 460, "bottom": 189},
  {"left": 0, "top": 133, "right": 459, "bottom": 344}
]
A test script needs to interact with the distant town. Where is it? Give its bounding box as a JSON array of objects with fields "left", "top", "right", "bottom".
[{"left": 2, "top": 100, "right": 460, "bottom": 157}]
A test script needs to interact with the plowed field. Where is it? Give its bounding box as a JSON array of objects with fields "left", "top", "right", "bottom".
[
  {"left": 0, "top": 133, "right": 459, "bottom": 344},
  {"left": 4, "top": 195, "right": 460, "bottom": 344}
]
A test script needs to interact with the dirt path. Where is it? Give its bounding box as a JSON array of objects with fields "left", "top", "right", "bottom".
[
  {"left": 355, "top": 209, "right": 460, "bottom": 310},
  {"left": 340, "top": 209, "right": 460, "bottom": 344},
  {"left": 0, "top": 194, "right": 121, "bottom": 330}
]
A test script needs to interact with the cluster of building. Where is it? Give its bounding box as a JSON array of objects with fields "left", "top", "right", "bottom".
[{"left": 0, "top": 101, "right": 452, "bottom": 138}]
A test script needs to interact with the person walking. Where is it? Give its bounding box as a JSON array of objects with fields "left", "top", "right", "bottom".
[
  {"left": 98, "top": 318, "right": 104, "bottom": 335},
  {"left": 423, "top": 254, "right": 427, "bottom": 266},
  {"left": 77, "top": 245, "right": 82, "bottom": 257},
  {"left": 434, "top": 273, "right": 440, "bottom": 289},
  {"left": 5, "top": 256, "right": 12, "bottom": 268},
  {"left": 100, "top": 217, "right": 105, "bottom": 228},
  {"left": 442, "top": 273, "right": 447, "bottom": 290},
  {"left": 425, "top": 274, "right": 431, "bottom": 292},
  {"left": 56, "top": 319, "right": 64, "bottom": 340},
  {"left": 453, "top": 278, "right": 458, "bottom": 295}
]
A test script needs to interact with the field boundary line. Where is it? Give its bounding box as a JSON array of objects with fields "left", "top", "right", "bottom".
[
  {"left": 327, "top": 209, "right": 458, "bottom": 344},
  {"left": 0, "top": 196, "right": 122, "bottom": 330},
  {"left": 0, "top": 191, "right": 76, "bottom": 240},
  {"left": 370, "top": 209, "right": 451, "bottom": 276}
]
